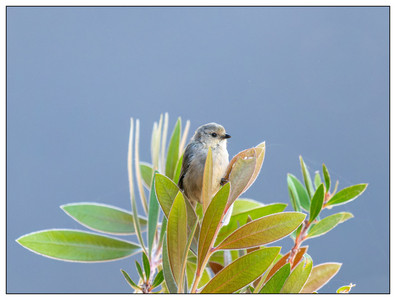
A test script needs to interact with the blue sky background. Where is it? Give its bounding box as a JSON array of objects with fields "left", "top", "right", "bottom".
[{"left": 7, "top": 7, "right": 389, "bottom": 293}]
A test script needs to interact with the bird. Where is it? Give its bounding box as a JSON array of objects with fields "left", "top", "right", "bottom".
[{"left": 178, "top": 122, "right": 231, "bottom": 207}]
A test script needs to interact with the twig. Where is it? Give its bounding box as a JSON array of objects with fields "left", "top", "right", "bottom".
[{"left": 287, "top": 220, "right": 310, "bottom": 265}]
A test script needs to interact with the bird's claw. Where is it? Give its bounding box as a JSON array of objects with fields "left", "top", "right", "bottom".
[{"left": 220, "top": 177, "right": 229, "bottom": 186}]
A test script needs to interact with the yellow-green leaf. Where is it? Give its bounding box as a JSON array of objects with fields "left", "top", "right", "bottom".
[
  {"left": 185, "top": 195, "right": 200, "bottom": 255},
  {"left": 314, "top": 171, "right": 322, "bottom": 189},
  {"left": 202, "top": 147, "right": 213, "bottom": 212},
  {"left": 167, "top": 192, "right": 187, "bottom": 290},
  {"left": 259, "top": 263, "right": 291, "bottom": 293},
  {"left": 231, "top": 198, "right": 265, "bottom": 214},
  {"left": 154, "top": 173, "right": 179, "bottom": 217},
  {"left": 165, "top": 118, "right": 181, "bottom": 179},
  {"left": 140, "top": 162, "right": 153, "bottom": 189},
  {"left": 322, "top": 164, "right": 331, "bottom": 193},
  {"left": 216, "top": 203, "right": 287, "bottom": 245},
  {"left": 173, "top": 154, "right": 184, "bottom": 183},
  {"left": 162, "top": 233, "right": 177, "bottom": 293},
  {"left": 198, "top": 183, "right": 230, "bottom": 272},
  {"left": 337, "top": 283, "right": 355, "bottom": 293},
  {"left": 155, "top": 173, "right": 199, "bottom": 255},
  {"left": 121, "top": 269, "right": 141, "bottom": 290},
  {"left": 280, "top": 254, "right": 313, "bottom": 293},
  {"left": 16, "top": 230, "right": 141, "bottom": 262},
  {"left": 61, "top": 203, "right": 147, "bottom": 235},
  {"left": 148, "top": 171, "right": 160, "bottom": 256},
  {"left": 201, "top": 247, "right": 280, "bottom": 293},
  {"left": 186, "top": 261, "right": 210, "bottom": 289},
  {"left": 307, "top": 212, "right": 353, "bottom": 239},
  {"left": 302, "top": 263, "right": 342, "bottom": 293},
  {"left": 299, "top": 156, "right": 314, "bottom": 198},
  {"left": 216, "top": 212, "right": 305, "bottom": 250},
  {"left": 326, "top": 184, "right": 367, "bottom": 207}
]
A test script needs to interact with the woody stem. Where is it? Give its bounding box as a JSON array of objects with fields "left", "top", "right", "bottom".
[{"left": 288, "top": 220, "right": 310, "bottom": 265}]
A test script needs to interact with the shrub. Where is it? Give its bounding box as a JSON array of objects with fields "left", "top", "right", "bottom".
[{"left": 17, "top": 114, "right": 367, "bottom": 293}]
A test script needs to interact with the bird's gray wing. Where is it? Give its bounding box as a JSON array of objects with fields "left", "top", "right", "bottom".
[{"left": 178, "top": 142, "right": 196, "bottom": 191}]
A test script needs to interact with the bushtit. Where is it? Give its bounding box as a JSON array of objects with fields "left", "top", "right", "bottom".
[{"left": 178, "top": 123, "right": 231, "bottom": 207}]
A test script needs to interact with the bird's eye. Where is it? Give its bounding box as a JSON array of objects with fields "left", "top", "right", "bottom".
[{"left": 211, "top": 133, "right": 217, "bottom": 137}]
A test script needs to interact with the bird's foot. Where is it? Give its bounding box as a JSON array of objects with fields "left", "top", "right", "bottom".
[{"left": 220, "top": 177, "right": 229, "bottom": 186}]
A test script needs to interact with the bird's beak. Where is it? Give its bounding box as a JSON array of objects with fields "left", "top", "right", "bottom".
[{"left": 223, "top": 133, "right": 231, "bottom": 139}]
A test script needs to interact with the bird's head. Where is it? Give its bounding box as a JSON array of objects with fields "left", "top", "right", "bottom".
[{"left": 193, "top": 122, "right": 231, "bottom": 148}]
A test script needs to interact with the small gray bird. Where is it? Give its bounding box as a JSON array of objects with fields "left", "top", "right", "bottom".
[{"left": 178, "top": 123, "right": 231, "bottom": 207}]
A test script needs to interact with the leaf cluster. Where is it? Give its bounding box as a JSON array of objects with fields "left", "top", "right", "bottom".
[{"left": 16, "top": 114, "right": 367, "bottom": 294}]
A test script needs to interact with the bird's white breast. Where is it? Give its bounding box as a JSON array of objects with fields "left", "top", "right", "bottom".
[{"left": 211, "top": 143, "right": 229, "bottom": 193}]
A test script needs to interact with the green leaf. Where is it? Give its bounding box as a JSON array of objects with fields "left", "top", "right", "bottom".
[
  {"left": 337, "top": 283, "right": 355, "bottom": 293},
  {"left": 148, "top": 171, "right": 160, "bottom": 256},
  {"left": 162, "top": 233, "right": 178, "bottom": 293},
  {"left": 259, "top": 263, "right": 291, "bottom": 293},
  {"left": 165, "top": 118, "right": 181, "bottom": 179},
  {"left": 200, "top": 247, "right": 280, "bottom": 293},
  {"left": 202, "top": 147, "right": 213, "bottom": 212},
  {"left": 287, "top": 174, "right": 310, "bottom": 212},
  {"left": 233, "top": 203, "right": 287, "bottom": 223},
  {"left": 326, "top": 184, "right": 368, "bottom": 207},
  {"left": 61, "top": 203, "right": 147, "bottom": 235},
  {"left": 140, "top": 162, "right": 153, "bottom": 189},
  {"left": 155, "top": 173, "right": 199, "bottom": 255},
  {"left": 302, "top": 263, "right": 342, "bottom": 293},
  {"left": 314, "top": 171, "right": 322, "bottom": 189},
  {"left": 309, "top": 184, "right": 325, "bottom": 223},
  {"left": 307, "top": 212, "right": 353, "bottom": 239},
  {"left": 216, "top": 212, "right": 305, "bottom": 250},
  {"left": 173, "top": 154, "right": 184, "bottom": 183},
  {"left": 184, "top": 195, "right": 200, "bottom": 256},
  {"left": 167, "top": 192, "right": 187, "bottom": 290},
  {"left": 322, "top": 164, "right": 331, "bottom": 192},
  {"left": 142, "top": 252, "right": 151, "bottom": 280},
  {"left": 135, "top": 261, "right": 144, "bottom": 280},
  {"left": 121, "top": 269, "right": 141, "bottom": 290},
  {"left": 158, "top": 217, "right": 167, "bottom": 251},
  {"left": 154, "top": 173, "right": 179, "bottom": 217},
  {"left": 130, "top": 188, "right": 147, "bottom": 256},
  {"left": 208, "top": 250, "right": 225, "bottom": 266},
  {"left": 280, "top": 254, "right": 313, "bottom": 293},
  {"left": 197, "top": 183, "right": 230, "bottom": 272},
  {"left": 216, "top": 203, "right": 287, "bottom": 245},
  {"left": 152, "top": 270, "right": 164, "bottom": 289},
  {"left": 195, "top": 202, "right": 203, "bottom": 220},
  {"left": 299, "top": 156, "right": 315, "bottom": 198},
  {"left": 287, "top": 175, "right": 301, "bottom": 212},
  {"left": 231, "top": 198, "right": 265, "bottom": 215},
  {"left": 186, "top": 261, "right": 210, "bottom": 290},
  {"left": 16, "top": 230, "right": 141, "bottom": 262},
  {"left": 181, "top": 219, "right": 199, "bottom": 290}
]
